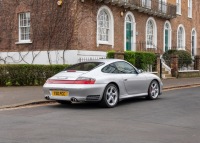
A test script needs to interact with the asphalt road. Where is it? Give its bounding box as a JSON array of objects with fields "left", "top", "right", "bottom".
[{"left": 0, "top": 87, "right": 200, "bottom": 143}]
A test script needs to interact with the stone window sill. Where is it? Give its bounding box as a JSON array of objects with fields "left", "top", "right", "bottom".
[{"left": 15, "top": 41, "right": 32, "bottom": 45}]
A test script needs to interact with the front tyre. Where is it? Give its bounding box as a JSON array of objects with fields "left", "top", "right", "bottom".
[
  {"left": 100, "top": 84, "right": 119, "bottom": 108},
  {"left": 147, "top": 80, "right": 160, "bottom": 100}
]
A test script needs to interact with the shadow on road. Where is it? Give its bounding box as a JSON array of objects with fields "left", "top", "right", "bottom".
[{"left": 47, "top": 97, "right": 163, "bottom": 110}]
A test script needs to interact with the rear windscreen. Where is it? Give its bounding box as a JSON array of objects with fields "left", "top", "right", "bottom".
[{"left": 65, "top": 62, "right": 104, "bottom": 71}]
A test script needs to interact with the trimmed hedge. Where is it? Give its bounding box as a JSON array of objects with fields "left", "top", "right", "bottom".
[
  {"left": 107, "top": 51, "right": 156, "bottom": 71},
  {"left": 106, "top": 51, "right": 115, "bottom": 59},
  {"left": 0, "top": 64, "right": 68, "bottom": 86},
  {"left": 135, "top": 52, "right": 156, "bottom": 71},
  {"left": 124, "top": 51, "right": 136, "bottom": 65},
  {"left": 1, "top": 51, "right": 157, "bottom": 86}
]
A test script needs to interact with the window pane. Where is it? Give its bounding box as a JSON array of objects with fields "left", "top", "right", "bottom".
[
  {"left": 102, "top": 63, "right": 119, "bottom": 73},
  {"left": 147, "top": 20, "right": 154, "bottom": 47},
  {"left": 66, "top": 62, "right": 103, "bottom": 71},
  {"left": 114, "top": 62, "right": 137, "bottom": 74},
  {"left": 188, "top": 0, "right": 192, "bottom": 17},
  {"left": 126, "top": 15, "right": 132, "bottom": 22},
  {"left": 177, "top": 0, "right": 181, "bottom": 14},
  {"left": 98, "top": 9, "right": 109, "bottom": 42},
  {"left": 19, "top": 12, "right": 31, "bottom": 41},
  {"left": 178, "top": 27, "right": 184, "bottom": 48}
]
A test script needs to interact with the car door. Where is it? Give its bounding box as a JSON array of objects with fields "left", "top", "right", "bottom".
[{"left": 114, "top": 61, "right": 148, "bottom": 95}]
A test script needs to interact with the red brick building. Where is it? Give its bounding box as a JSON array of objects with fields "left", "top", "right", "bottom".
[{"left": 0, "top": 0, "right": 199, "bottom": 64}]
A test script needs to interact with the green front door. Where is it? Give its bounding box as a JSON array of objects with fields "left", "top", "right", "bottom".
[
  {"left": 165, "top": 29, "right": 169, "bottom": 52},
  {"left": 192, "top": 35, "right": 195, "bottom": 56},
  {"left": 126, "top": 23, "right": 132, "bottom": 51}
]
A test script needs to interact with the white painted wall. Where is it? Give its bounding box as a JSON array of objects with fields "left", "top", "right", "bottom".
[{"left": 0, "top": 50, "right": 107, "bottom": 65}]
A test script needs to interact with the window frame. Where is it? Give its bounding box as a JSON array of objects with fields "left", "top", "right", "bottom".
[
  {"left": 18, "top": 12, "right": 31, "bottom": 44},
  {"left": 142, "top": 0, "right": 151, "bottom": 9},
  {"left": 177, "top": 25, "right": 186, "bottom": 50},
  {"left": 188, "top": 0, "right": 192, "bottom": 18},
  {"left": 97, "top": 6, "right": 114, "bottom": 48},
  {"left": 191, "top": 28, "right": 197, "bottom": 56},
  {"left": 146, "top": 17, "right": 157, "bottom": 49},
  {"left": 176, "top": 0, "right": 182, "bottom": 15},
  {"left": 159, "top": 0, "right": 167, "bottom": 13}
]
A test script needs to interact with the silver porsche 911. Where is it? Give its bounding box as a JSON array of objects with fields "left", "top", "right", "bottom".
[{"left": 43, "top": 59, "right": 163, "bottom": 108}]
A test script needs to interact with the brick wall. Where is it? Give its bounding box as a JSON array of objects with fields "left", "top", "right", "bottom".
[
  {"left": 0, "top": 0, "right": 199, "bottom": 56},
  {"left": 78, "top": 0, "right": 167, "bottom": 52},
  {"left": 170, "top": 0, "right": 200, "bottom": 55}
]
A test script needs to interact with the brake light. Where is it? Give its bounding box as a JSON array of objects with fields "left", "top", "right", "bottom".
[
  {"left": 67, "top": 70, "right": 76, "bottom": 72},
  {"left": 76, "top": 77, "right": 95, "bottom": 84},
  {"left": 46, "top": 78, "right": 95, "bottom": 84},
  {"left": 74, "top": 80, "right": 95, "bottom": 84}
]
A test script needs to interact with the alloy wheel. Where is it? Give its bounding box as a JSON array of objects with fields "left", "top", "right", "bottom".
[
  {"left": 148, "top": 80, "right": 159, "bottom": 99},
  {"left": 105, "top": 85, "right": 118, "bottom": 106}
]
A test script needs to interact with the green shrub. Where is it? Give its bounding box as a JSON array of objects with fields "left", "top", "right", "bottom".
[
  {"left": 177, "top": 50, "right": 193, "bottom": 67},
  {"left": 107, "top": 51, "right": 156, "bottom": 71},
  {"left": 124, "top": 51, "right": 135, "bottom": 65},
  {"left": 163, "top": 50, "right": 192, "bottom": 68},
  {"left": 0, "top": 64, "right": 68, "bottom": 86},
  {"left": 106, "top": 50, "right": 115, "bottom": 59},
  {"left": 135, "top": 52, "right": 156, "bottom": 71}
]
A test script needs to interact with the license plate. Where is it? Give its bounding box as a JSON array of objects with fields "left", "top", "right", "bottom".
[{"left": 52, "top": 90, "right": 69, "bottom": 96}]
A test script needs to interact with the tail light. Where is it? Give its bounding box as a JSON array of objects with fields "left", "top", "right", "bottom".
[
  {"left": 75, "top": 77, "right": 95, "bottom": 84},
  {"left": 46, "top": 77, "right": 95, "bottom": 84}
]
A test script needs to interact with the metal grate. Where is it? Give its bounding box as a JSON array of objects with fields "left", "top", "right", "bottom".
[
  {"left": 78, "top": 56, "right": 106, "bottom": 62},
  {"left": 86, "top": 95, "right": 101, "bottom": 101}
]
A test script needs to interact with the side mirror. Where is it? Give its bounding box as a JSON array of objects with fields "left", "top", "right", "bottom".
[{"left": 137, "top": 69, "right": 143, "bottom": 74}]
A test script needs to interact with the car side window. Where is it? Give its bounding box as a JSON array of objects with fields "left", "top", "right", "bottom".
[
  {"left": 114, "top": 61, "right": 137, "bottom": 74},
  {"left": 102, "top": 63, "right": 119, "bottom": 73}
]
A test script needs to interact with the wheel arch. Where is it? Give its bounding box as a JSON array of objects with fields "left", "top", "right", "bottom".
[
  {"left": 99, "top": 82, "right": 120, "bottom": 101},
  {"left": 106, "top": 82, "right": 120, "bottom": 94},
  {"left": 149, "top": 79, "right": 161, "bottom": 94},
  {"left": 99, "top": 82, "right": 120, "bottom": 108}
]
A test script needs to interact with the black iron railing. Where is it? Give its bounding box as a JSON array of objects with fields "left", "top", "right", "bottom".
[
  {"left": 96, "top": 0, "right": 177, "bottom": 19},
  {"left": 132, "top": 42, "right": 162, "bottom": 54}
]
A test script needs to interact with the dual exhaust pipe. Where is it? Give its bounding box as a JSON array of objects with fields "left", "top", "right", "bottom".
[
  {"left": 70, "top": 97, "right": 79, "bottom": 103},
  {"left": 45, "top": 96, "right": 50, "bottom": 100},
  {"left": 45, "top": 96, "right": 79, "bottom": 103}
]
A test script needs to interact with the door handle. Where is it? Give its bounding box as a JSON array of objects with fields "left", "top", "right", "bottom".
[{"left": 124, "top": 79, "right": 128, "bottom": 81}]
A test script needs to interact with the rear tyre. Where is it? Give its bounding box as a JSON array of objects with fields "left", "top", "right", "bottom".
[
  {"left": 56, "top": 100, "right": 71, "bottom": 105},
  {"left": 100, "top": 84, "right": 119, "bottom": 108},
  {"left": 147, "top": 80, "right": 160, "bottom": 100}
]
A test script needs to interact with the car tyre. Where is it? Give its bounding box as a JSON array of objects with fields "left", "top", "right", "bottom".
[
  {"left": 56, "top": 100, "right": 71, "bottom": 105},
  {"left": 147, "top": 80, "right": 160, "bottom": 100},
  {"left": 100, "top": 84, "right": 119, "bottom": 108}
]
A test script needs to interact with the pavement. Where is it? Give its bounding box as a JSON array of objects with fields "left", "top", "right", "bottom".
[{"left": 0, "top": 77, "right": 200, "bottom": 109}]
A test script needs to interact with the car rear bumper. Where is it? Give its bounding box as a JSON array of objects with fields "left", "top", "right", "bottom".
[{"left": 43, "top": 83, "right": 106, "bottom": 102}]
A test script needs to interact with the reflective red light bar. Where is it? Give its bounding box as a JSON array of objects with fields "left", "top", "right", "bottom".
[{"left": 46, "top": 79, "right": 95, "bottom": 84}]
